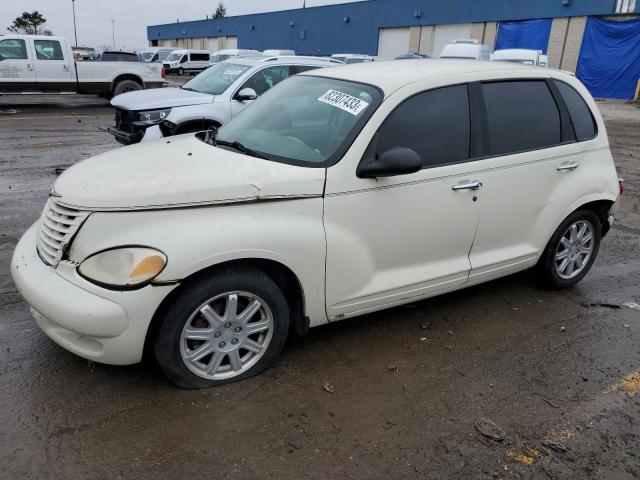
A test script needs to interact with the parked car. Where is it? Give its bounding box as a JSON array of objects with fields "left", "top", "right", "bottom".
[
  {"left": 395, "top": 52, "right": 429, "bottom": 59},
  {"left": 262, "top": 49, "right": 295, "bottom": 56},
  {"left": 331, "top": 53, "right": 375, "bottom": 63},
  {"left": 210, "top": 49, "right": 261, "bottom": 64},
  {"left": 99, "top": 51, "right": 140, "bottom": 62},
  {"left": 492, "top": 49, "right": 549, "bottom": 67},
  {"left": 163, "top": 49, "right": 211, "bottom": 75},
  {"left": 109, "top": 55, "right": 342, "bottom": 145},
  {"left": 0, "top": 35, "right": 164, "bottom": 97},
  {"left": 12, "top": 60, "right": 621, "bottom": 388},
  {"left": 439, "top": 39, "right": 491, "bottom": 60},
  {"left": 139, "top": 47, "right": 176, "bottom": 63}
]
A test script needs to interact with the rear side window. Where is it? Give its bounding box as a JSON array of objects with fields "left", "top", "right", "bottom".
[
  {"left": 190, "top": 53, "right": 210, "bottom": 61},
  {"left": 373, "top": 85, "right": 470, "bottom": 168},
  {"left": 554, "top": 80, "right": 596, "bottom": 141},
  {"left": 481, "top": 81, "right": 561, "bottom": 156},
  {"left": 34, "top": 40, "right": 64, "bottom": 61}
]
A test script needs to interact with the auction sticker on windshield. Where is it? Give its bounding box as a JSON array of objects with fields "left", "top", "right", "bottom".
[{"left": 318, "top": 90, "right": 369, "bottom": 116}]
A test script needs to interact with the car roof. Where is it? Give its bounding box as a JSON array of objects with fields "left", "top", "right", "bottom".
[
  {"left": 303, "top": 59, "right": 561, "bottom": 95},
  {"left": 224, "top": 55, "right": 342, "bottom": 66}
]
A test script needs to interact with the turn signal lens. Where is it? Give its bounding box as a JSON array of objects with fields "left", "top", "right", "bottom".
[{"left": 78, "top": 247, "right": 167, "bottom": 288}]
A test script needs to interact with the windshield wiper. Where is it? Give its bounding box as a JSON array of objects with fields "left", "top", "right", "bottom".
[
  {"left": 215, "top": 138, "right": 268, "bottom": 160},
  {"left": 181, "top": 86, "right": 198, "bottom": 92}
]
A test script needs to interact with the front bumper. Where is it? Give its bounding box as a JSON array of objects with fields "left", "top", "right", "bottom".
[
  {"left": 11, "top": 224, "right": 176, "bottom": 365},
  {"left": 107, "top": 126, "right": 145, "bottom": 145}
]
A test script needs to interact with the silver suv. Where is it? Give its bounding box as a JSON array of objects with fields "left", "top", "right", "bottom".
[{"left": 108, "top": 55, "right": 343, "bottom": 145}]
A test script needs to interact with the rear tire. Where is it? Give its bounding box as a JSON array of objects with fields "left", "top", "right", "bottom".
[
  {"left": 112, "top": 79, "right": 142, "bottom": 97},
  {"left": 154, "top": 266, "right": 290, "bottom": 388},
  {"left": 178, "top": 67, "right": 185, "bottom": 76},
  {"left": 535, "top": 209, "right": 601, "bottom": 289}
]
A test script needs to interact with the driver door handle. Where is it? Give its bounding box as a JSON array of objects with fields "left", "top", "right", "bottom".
[
  {"left": 452, "top": 181, "right": 482, "bottom": 191},
  {"left": 27, "top": 64, "right": 34, "bottom": 71}
]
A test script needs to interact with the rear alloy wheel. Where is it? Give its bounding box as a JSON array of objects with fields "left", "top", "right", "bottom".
[
  {"left": 536, "top": 209, "right": 601, "bottom": 289},
  {"left": 154, "top": 267, "right": 290, "bottom": 388}
]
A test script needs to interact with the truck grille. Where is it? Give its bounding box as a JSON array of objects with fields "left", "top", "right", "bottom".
[
  {"left": 36, "top": 198, "right": 90, "bottom": 267},
  {"left": 114, "top": 108, "right": 135, "bottom": 133}
]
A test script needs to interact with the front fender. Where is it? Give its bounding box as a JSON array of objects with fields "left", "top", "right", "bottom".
[
  {"left": 167, "top": 103, "right": 230, "bottom": 127},
  {"left": 67, "top": 198, "right": 327, "bottom": 325}
]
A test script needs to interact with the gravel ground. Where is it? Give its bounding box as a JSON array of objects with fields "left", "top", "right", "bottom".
[{"left": 0, "top": 94, "right": 639, "bottom": 480}]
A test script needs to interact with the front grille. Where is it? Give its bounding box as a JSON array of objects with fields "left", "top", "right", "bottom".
[
  {"left": 115, "top": 108, "right": 135, "bottom": 133},
  {"left": 36, "top": 198, "right": 90, "bottom": 267}
]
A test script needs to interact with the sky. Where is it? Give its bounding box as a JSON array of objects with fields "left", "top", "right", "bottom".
[{"left": 0, "top": 0, "right": 358, "bottom": 50}]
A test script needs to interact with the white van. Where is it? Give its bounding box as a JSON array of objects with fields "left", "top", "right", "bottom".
[
  {"left": 163, "top": 49, "right": 211, "bottom": 75},
  {"left": 139, "top": 47, "right": 176, "bottom": 63},
  {"left": 492, "top": 49, "right": 549, "bottom": 67},
  {"left": 439, "top": 39, "right": 491, "bottom": 60},
  {"left": 211, "top": 49, "right": 261, "bottom": 64}
]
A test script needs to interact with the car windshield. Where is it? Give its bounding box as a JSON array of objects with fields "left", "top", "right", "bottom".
[
  {"left": 166, "top": 53, "right": 183, "bottom": 62},
  {"left": 206, "top": 75, "right": 382, "bottom": 167},
  {"left": 182, "top": 62, "right": 251, "bottom": 95},
  {"left": 157, "top": 51, "right": 172, "bottom": 61},
  {"left": 141, "top": 52, "right": 154, "bottom": 61}
]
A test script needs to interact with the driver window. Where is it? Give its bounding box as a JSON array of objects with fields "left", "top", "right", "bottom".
[
  {"left": 180, "top": 55, "right": 188, "bottom": 63},
  {"left": 0, "top": 39, "right": 28, "bottom": 61},
  {"left": 241, "top": 66, "right": 292, "bottom": 97}
]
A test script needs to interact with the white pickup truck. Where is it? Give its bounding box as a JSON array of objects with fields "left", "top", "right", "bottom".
[{"left": 0, "top": 35, "right": 165, "bottom": 97}]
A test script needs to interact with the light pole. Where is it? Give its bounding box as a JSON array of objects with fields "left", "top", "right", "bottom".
[
  {"left": 111, "top": 19, "right": 115, "bottom": 50},
  {"left": 71, "top": 0, "right": 78, "bottom": 47}
]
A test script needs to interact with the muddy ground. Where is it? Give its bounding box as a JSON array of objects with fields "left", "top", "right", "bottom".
[{"left": 0, "top": 95, "right": 639, "bottom": 480}]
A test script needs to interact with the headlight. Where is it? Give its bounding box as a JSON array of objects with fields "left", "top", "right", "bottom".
[
  {"left": 136, "top": 108, "right": 171, "bottom": 125},
  {"left": 78, "top": 247, "right": 167, "bottom": 288}
]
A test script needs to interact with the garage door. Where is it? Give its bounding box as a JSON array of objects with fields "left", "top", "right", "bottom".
[
  {"left": 378, "top": 27, "right": 410, "bottom": 57},
  {"left": 226, "top": 36, "right": 238, "bottom": 49},
  {"left": 433, "top": 24, "right": 472, "bottom": 58}
]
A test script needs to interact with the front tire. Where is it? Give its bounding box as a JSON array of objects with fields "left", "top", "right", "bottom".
[
  {"left": 536, "top": 209, "right": 601, "bottom": 289},
  {"left": 178, "top": 67, "right": 185, "bottom": 76},
  {"left": 154, "top": 267, "right": 290, "bottom": 388}
]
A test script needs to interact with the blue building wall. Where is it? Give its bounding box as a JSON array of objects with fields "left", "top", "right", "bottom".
[{"left": 147, "top": 0, "right": 635, "bottom": 56}]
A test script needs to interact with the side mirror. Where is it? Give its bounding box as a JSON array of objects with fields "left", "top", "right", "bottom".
[
  {"left": 357, "top": 147, "right": 422, "bottom": 178},
  {"left": 235, "top": 87, "right": 257, "bottom": 102}
]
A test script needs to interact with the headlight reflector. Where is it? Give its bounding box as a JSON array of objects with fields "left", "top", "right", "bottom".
[
  {"left": 78, "top": 247, "right": 167, "bottom": 287},
  {"left": 136, "top": 108, "right": 171, "bottom": 125}
]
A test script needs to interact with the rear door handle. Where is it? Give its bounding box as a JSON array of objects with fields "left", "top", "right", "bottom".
[
  {"left": 63, "top": 64, "right": 70, "bottom": 72},
  {"left": 557, "top": 161, "right": 579, "bottom": 171},
  {"left": 452, "top": 181, "right": 482, "bottom": 191}
]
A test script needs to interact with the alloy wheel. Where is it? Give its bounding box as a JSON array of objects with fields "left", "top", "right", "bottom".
[
  {"left": 180, "top": 291, "right": 274, "bottom": 380},
  {"left": 554, "top": 220, "right": 595, "bottom": 280}
]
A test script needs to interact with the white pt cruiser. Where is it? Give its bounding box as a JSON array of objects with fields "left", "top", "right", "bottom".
[{"left": 12, "top": 60, "right": 621, "bottom": 388}]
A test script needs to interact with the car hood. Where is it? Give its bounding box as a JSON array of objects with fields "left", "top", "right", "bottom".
[
  {"left": 53, "top": 135, "right": 326, "bottom": 210},
  {"left": 110, "top": 87, "right": 215, "bottom": 110}
]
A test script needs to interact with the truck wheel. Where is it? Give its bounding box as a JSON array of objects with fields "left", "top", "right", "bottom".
[
  {"left": 153, "top": 266, "right": 290, "bottom": 388},
  {"left": 178, "top": 67, "right": 185, "bottom": 76},
  {"left": 112, "top": 79, "right": 142, "bottom": 97}
]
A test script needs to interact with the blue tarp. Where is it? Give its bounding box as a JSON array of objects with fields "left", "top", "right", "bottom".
[
  {"left": 577, "top": 17, "right": 640, "bottom": 100},
  {"left": 495, "top": 19, "right": 552, "bottom": 53}
]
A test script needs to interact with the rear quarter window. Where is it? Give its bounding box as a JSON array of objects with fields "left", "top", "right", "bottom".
[{"left": 553, "top": 80, "right": 597, "bottom": 141}]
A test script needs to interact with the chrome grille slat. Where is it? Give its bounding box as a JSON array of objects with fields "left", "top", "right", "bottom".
[{"left": 36, "top": 198, "right": 89, "bottom": 267}]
